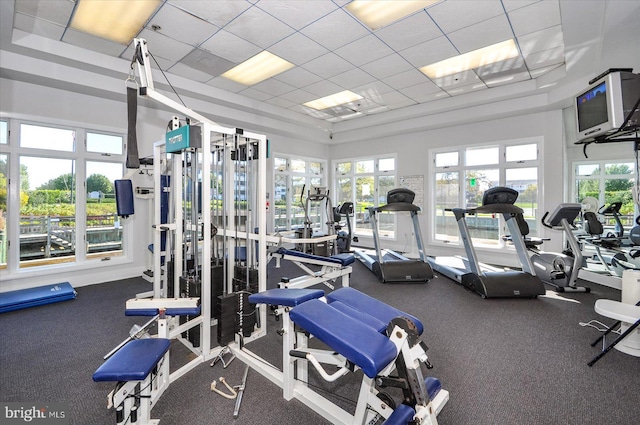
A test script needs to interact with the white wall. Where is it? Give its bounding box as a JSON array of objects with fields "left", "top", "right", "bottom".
[{"left": 329, "top": 109, "right": 567, "bottom": 266}]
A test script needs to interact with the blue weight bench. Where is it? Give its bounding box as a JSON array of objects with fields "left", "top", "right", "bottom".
[
  {"left": 270, "top": 247, "right": 355, "bottom": 290},
  {"left": 0, "top": 282, "right": 76, "bottom": 314},
  {"left": 93, "top": 338, "right": 171, "bottom": 425},
  {"left": 248, "top": 287, "right": 448, "bottom": 424}
]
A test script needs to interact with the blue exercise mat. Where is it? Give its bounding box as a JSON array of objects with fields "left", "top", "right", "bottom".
[{"left": 0, "top": 282, "right": 76, "bottom": 314}]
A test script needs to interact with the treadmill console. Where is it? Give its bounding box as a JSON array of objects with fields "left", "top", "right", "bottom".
[
  {"left": 387, "top": 188, "right": 415, "bottom": 204},
  {"left": 482, "top": 187, "right": 518, "bottom": 206}
]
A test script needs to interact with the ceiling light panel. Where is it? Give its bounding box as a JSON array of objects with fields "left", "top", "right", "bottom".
[
  {"left": 70, "top": 0, "right": 161, "bottom": 45},
  {"left": 221, "top": 51, "right": 295, "bottom": 86},
  {"left": 303, "top": 90, "right": 364, "bottom": 110},
  {"left": 420, "top": 39, "right": 519, "bottom": 79},
  {"left": 346, "top": 0, "right": 440, "bottom": 30}
]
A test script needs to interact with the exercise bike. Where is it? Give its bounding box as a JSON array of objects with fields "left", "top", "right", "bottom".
[{"left": 525, "top": 203, "right": 589, "bottom": 292}]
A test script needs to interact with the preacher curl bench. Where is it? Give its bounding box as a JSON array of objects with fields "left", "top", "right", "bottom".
[{"left": 249, "top": 287, "right": 449, "bottom": 425}]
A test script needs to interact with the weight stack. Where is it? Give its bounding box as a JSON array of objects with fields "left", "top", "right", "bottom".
[
  {"left": 233, "top": 266, "right": 259, "bottom": 293},
  {"left": 216, "top": 293, "right": 238, "bottom": 345},
  {"left": 179, "top": 275, "right": 201, "bottom": 347}
]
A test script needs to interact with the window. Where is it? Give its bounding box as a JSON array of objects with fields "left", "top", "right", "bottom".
[
  {"left": 333, "top": 156, "right": 396, "bottom": 238},
  {"left": 0, "top": 153, "right": 7, "bottom": 269},
  {"left": 432, "top": 140, "right": 539, "bottom": 248},
  {"left": 573, "top": 160, "right": 636, "bottom": 232},
  {"left": 0, "top": 120, "right": 127, "bottom": 274},
  {"left": 273, "top": 155, "right": 326, "bottom": 232}
]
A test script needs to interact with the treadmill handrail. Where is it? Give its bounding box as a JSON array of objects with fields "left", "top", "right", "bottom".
[{"left": 454, "top": 204, "right": 523, "bottom": 215}]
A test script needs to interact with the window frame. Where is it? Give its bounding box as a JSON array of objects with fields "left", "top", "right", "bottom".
[
  {"left": 332, "top": 154, "right": 397, "bottom": 240},
  {"left": 272, "top": 154, "right": 327, "bottom": 233},
  {"left": 430, "top": 137, "right": 541, "bottom": 249},
  {"left": 0, "top": 117, "right": 130, "bottom": 278}
]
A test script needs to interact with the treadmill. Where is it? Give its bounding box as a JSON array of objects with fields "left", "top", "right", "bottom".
[
  {"left": 428, "top": 187, "right": 545, "bottom": 298},
  {"left": 355, "top": 188, "right": 434, "bottom": 283}
]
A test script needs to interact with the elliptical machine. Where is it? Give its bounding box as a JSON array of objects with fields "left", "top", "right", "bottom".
[
  {"left": 527, "top": 203, "right": 590, "bottom": 292},
  {"left": 333, "top": 202, "right": 355, "bottom": 253}
]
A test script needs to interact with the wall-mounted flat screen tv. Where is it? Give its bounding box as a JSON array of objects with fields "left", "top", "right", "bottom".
[{"left": 575, "top": 70, "right": 640, "bottom": 141}]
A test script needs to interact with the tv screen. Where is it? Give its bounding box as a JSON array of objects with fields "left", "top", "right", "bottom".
[
  {"left": 574, "top": 70, "right": 640, "bottom": 141},
  {"left": 576, "top": 81, "right": 607, "bottom": 132}
]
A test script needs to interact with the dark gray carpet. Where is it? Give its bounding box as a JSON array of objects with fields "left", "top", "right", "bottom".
[{"left": 1, "top": 259, "right": 639, "bottom": 425}]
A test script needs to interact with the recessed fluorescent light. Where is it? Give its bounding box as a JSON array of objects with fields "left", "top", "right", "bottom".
[
  {"left": 346, "top": 0, "right": 440, "bottom": 30},
  {"left": 303, "top": 90, "right": 363, "bottom": 110},
  {"left": 221, "top": 51, "right": 294, "bottom": 86},
  {"left": 70, "top": 0, "right": 161, "bottom": 45},
  {"left": 420, "top": 39, "right": 520, "bottom": 79}
]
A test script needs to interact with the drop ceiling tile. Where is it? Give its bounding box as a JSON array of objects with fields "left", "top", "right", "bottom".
[
  {"left": 206, "top": 76, "right": 247, "bottom": 93},
  {"left": 447, "top": 14, "right": 513, "bottom": 54},
  {"left": 256, "top": 0, "right": 338, "bottom": 30},
  {"left": 517, "top": 25, "right": 563, "bottom": 56},
  {"left": 483, "top": 70, "right": 531, "bottom": 87},
  {"left": 268, "top": 32, "right": 329, "bottom": 65},
  {"left": 360, "top": 53, "right": 413, "bottom": 80},
  {"left": 377, "top": 91, "right": 417, "bottom": 110},
  {"left": 15, "top": 0, "right": 74, "bottom": 26},
  {"left": 529, "top": 63, "right": 563, "bottom": 78},
  {"left": 302, "top": 52, "right": 354, "bottom": 79},
  {"left": 168, "top": 62, "right": 214, "bottom": 83},
  {"left": 523, "top": 46, "right": 564, "bottom": 70},
  {"left": 443, "top": 81, "right": 488, "bottom": 96},
  {"left": 475, "top": 56, "right": 526, "bottom": 77},
  {"left": 251, "top": 78, "right": 296, "bottom": 97},
  {"left": 223, "top": 6, "right": 295, "bottom": 49},
  {"left": 382, "top": 69, "right": 431, "bottom": 90},
  {"left": 273, "top": 67, "right": 323, "bottom": 88},
  {"left": 265, "top": 96, "right": 297, "bottom": 109},
  {"left": 400, "top": 36, "right": 459, "bottom": 68},
  {"left": 398, "top": 80, "right": 442, "bottom": 100},
  {"left": 62, "top": 29, "right": 127, "bottom": 56},
  {"left": 179, "top": 48, "right": 236, "bottom": 77},
  {"left": 427, "top": 0, "right": 504, "bottom": 34},
  {"left": 168, "top": 0, "right": 251, "bottom": 28},
  {"left": 352, "top": 81, "right": 395, "bottom": 104},
  {"left": 375, "top": 11, "right": 442, "bottom": 51},
  {"left": 502, "top": 0, "right": 542, "bottom": 12},
  {"left": 200, "top": 29, "right": 262, "bottom": 63},
  {"left": 300, "top": 9, "right": 369, "bottom": 50},
  {"left": 290, "top": 104, "right": 334, "bottom": 119},
  {"left": 508, "top": 0, "right": 560, "bottom": 36},
  {"left": 14, "top": 14, "right": 65, "bottom": 40},
  {"left": 334, "top": 34, "right": 394, "bottom": 67},
  {"left": 329, "top": 68, "right": 377, "bottom": 89},
  {"left": 137, "top": 29, "right": 195, "bottom": 61},
  {"left": 304, "top": 80, "right": 345, "bottom": 97},
  {"left": 431, "top": 70, "right": 480, "bottom": 89},
  {"left": 239, "top": 87, "right": 274, "bottom": 101},
  {"left": 278, "top": 88, "right": 317, "bottom": 104},
  {"left": 146, "top": 3, "right": 219, "bottom": 47}
]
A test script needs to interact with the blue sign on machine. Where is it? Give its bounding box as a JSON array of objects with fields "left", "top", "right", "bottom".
[{"left": 165, "top": 125, "right": 201, "bottom": 153}]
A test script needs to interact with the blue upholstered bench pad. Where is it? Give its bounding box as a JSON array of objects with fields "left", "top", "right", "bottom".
[
  {"left": 93, "top": 338, "right": 170, "bottom": 382},
  {"left": 248, "top": 288, "right": 324, "bottom": 307},
  {"left": 277, "top": 248, "right": 355, "bottom": 267},
  {"left": 327, "top": 287, "right": 424, "bottom": 335},
  {"left": 383, "top": 404, "right": 415, "bottom": 425},
  {"left": 290, "top": 299, "right": 397, "bottom": 379}
]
